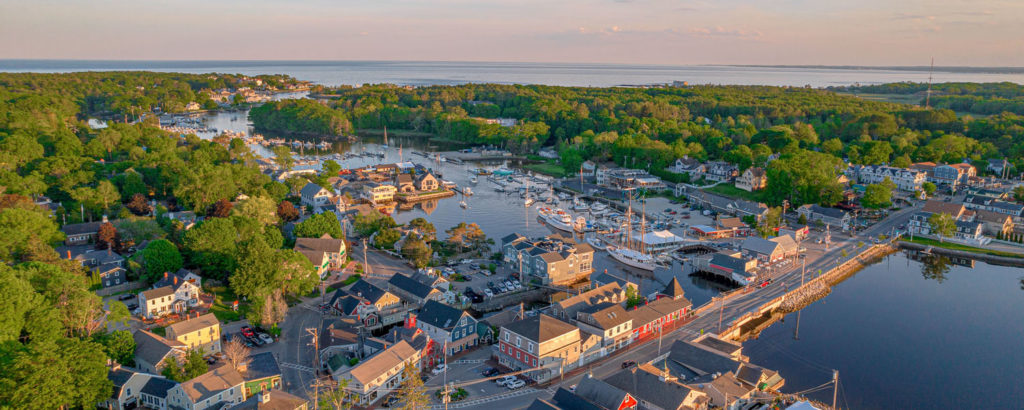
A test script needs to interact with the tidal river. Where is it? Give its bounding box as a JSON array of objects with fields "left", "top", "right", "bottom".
[{"left": 742, "top": 252, "right": 1024, "bottom": 409}]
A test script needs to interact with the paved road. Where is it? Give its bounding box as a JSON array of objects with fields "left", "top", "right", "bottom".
[{"left": 273, "top": 298, "right": 324, "bottom": 400}]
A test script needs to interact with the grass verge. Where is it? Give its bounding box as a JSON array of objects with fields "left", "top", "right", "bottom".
[{"left": 903, "top": 236, "right": 1024, "bottom": 259}]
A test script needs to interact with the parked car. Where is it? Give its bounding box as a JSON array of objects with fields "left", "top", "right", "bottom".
[
  {"left": 126, "top": 303, "right": 138, "bottom": 311},
  {"left": 381, "top": 395, "right": 399, "bottom": 408},
  {"left": 258, "top": 333, "right": 274, "bottom": 344},
  {"left": 511, "top": 280, "right": 522, "bottom": 290},
  {"left": 496, "top": 375, "right": 517, "bottom": 386},
  {"left": 507, "top": 380, "right": 526, "bottom": 390},
  {"left": 759, "top": 279, "right": 773, "bottom": 288},
  {"left": 503, "top": 280, "right": 514, "bottom": 290},
  {"left": 497, "top": 283, "right": 508, "bottom": 293},
  {"left": 621, "top": 360, "right": 637, "bottom": 369},
  {"left": 250, "top": 336, "right": 265, "bottom": 346},
  {"left": 243, "top": 339, "right": 257, "bottom": 348},
  {"left": 206, "top": 356, "right": 218, "bottom": 365},
  {"left": 481, "top": 367, "right": 500, "bottom": 377},
  {"left": 460, "top": 259, "right": 472, "bottom": 264},
  {"left": 241, "top": 326, "right": 255, "bottom": 338},
  {"left": 118, "top": 293, "right": 135, "bottom": 301},
  {"left": 483, "top": 289, "right": 494, "bottom": 298},
  {"left": 432, "top": 364, "right": 448, "bottom": 375}
]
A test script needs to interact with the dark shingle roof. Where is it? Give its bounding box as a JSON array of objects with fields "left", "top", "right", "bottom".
[
  {"left": 141, "top": 285, "right": 175, "bottom": 300},
  {"left": 661, "top": 277, "right": 685, "bottom": 299},
  {"left": 244, "top": 352, "right": 282, "bottom": 382},
  {"left": 141, "top": 376, "right": 177, "bottom": 398},
  {"left": 234, "top": 389, "right": 309, "bottom": 410},
  {"left": 388, "top": 273, "right": 439, "bottom": 300},
  {"left": 133, "top": 329, "right": 185, "bottom": 368},
  {"left": 604, "top": 366, "right": 697, "bottom": 410},
  {"left": 551, "top": 387, "right": 603, "bottom": 410},
  {"left": 61, "top": 221, "right": 104, "bottom": 236},
  {"left": 572, "top": 375, "right": 633, "bottom": 410},
  {"left": 301, "top": 182, "right": 327, "bottom": 198},
  {"left": 166, "top": 313, "right": 218, "bottom": 337},
  {"left": 109, "top": 367, "right": 136, "bottom": 398},
  {"left": 502, "top": 314, "right": 577, "bottom": 344},
  {"left": 578, "top": 303, "right": 630, "bottom": 330},
  {"left": 667, "top": 340, "right": 739, "bottom": 377},
  {"left": 347, "top": 280, "right": 388, "bottom": 304},
  {"left": 416, "top": 300, "right": 470, "bottom": 331}
]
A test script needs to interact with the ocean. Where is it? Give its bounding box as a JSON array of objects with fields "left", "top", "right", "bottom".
[{"left": 2, "top": 60, "right": 1024, "bottom": 87}]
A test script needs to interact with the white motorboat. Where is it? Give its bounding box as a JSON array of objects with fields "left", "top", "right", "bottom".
[
  {"left": 459, "top": 200, "right": 468, "bottom": 209},
  {"left": 470, "top": 176, "right": 478, "bottom": 184},
  {"left": 586, "top": 236, "right": 605, "bottom": 250},
  {"left": 607, "top": 245, "right": 657, "bottom": 271},
  {"left": 463, "top": 187, "right": 473, "bottom": 196},
  {"left": 573, "top": 198, "right": 590, "bottom": 212},
  {"left": 524, "top": 197, "right": 535, "bottom": 207},
  {"left": 540, "top": 208, "right": 575, "bottom": 232},
  {"left": 591, "top": 202, "right": 608, "bottom": 212},
  {"left": 574, "top": 216, "right": 588, "bottom": 232}
]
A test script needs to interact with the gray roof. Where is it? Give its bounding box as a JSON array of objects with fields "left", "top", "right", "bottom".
[
  {"left": 709, "top": 252, "right": 753, "bottom": 274},
  {"left": 694, "top": 335, "right": 742, "bottom": 356},
  {"left": 604, "top": 366, "right": 697, "bottom": 410},
  {"left": 301, "top": 182, "right": 328, "bottom": 198},
  {"left": 141, "top": 285, "right": 175, "bottom": 300},
  {"left": 166, "top": 313, "right": 219, "bottom": 337},
  {"left": 805, "top": 204, "right": 848, "bottom": 219},
  {"left": 178, "top": 366, "right": 244, "bottom": 403},
  {"left": 502, "top": 314, "right": 577, "bottom": 344},
  {"left": 347, "top": 280, "right": 389, "bottom": 304},
  {"left": 573, "top": 375, "right": 633, "bottom": 410},
  {"left": 551, "top": 387, "right": 603, "bottom": 410},
  {"left": 526, "top": 398, "right": 563, "bottom": 410},
  {"left": 667, "top": 340, "right": 739, "bottom": 377},
  {"left": 416, "top": 300, "right": 471, "bottom": 331},
  {"left": 244, "top": 352, "right": 282, "bottom": 382},
  {"left": 741, "top": 236, "right": 780, "bottom": 256},
  {"left": 133, "top": 329, "right": 185, "bottom": 368},
  {"left": 60, "top": 221, "right": 104, "bottom": 236},
  {"left": 109, "top": 367, "right": 137, "bottom": 398},
  {"left": 578, "top": 303, "right": 630, "bottom": 330},
  {"left": 234, "top": 390, "right": 309, "bottom": 410},
  {"left": 662, "top": 277, "right": 685, "bottom": 299},
  {"left": 388, "top": 273, "right": 440, "bottom": 300},
  {"left": 140, "top": 376, "right": 177, "bottom": 398}
]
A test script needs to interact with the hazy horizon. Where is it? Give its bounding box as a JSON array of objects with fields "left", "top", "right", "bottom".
[{"left": 2, "top": 0, "right": 1022, "bottom": 66}]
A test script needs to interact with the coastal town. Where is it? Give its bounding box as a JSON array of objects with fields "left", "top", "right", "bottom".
[{"left": 2, "top": 62, "right": 1024, "bottom": 410}]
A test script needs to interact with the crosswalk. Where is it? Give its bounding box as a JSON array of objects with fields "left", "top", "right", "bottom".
[
  {"left": 280, "top": 362, "right": 315, "bottom": 373},
  {"left": 427, "top": 387, "right": 542, "bottom": 409}
]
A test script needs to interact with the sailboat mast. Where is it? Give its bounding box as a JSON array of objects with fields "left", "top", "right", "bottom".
[
  {"left": 625, "top": 191, "right": 632, "bottom": 249},
  {"left": 640, "top": 196, "right": 646, "bottom": 255}
]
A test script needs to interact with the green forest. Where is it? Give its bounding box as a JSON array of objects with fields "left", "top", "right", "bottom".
[
  {"left": 0, "top": 71, "right": 312, "bottom": 408},
  {"left": 262, "top": 82, "right": 1023, "bottom": 207}
]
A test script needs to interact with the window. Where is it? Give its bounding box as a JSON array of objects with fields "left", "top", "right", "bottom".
[
  {"left": 516, "top": 351, "right": 520, "bottom": 360},
  {"left": 516, "top": 336, "right": 521, "bottom": 347},
  {"left": 504, "top": 333, "right": 509, "bottom": 342},
  {"left": 501, "top": 345, "right": 506, "bottom": 352},
  {"left": 527, "top": 342, "right": 534, "bottom": 353}
]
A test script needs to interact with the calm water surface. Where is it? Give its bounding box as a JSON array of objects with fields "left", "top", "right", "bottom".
[
  {"left": 4, "top": 60, "right": 1024, "bottom": 87},
  {"left": 743, "top": 253, "right": 1024, "bottom": 409}
]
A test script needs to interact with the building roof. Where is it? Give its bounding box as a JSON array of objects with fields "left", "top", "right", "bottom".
[
  {"left": 556, "top": 282, "right": 624, "bottom": 317},
  {"left": 769, "top": 234, "right": 798, "bottom": 254},
  {"left": 178, "top": 366, "right": 244, "bottom": 403},
  {"left": 628, "top": 295, "right": 693, "bottom": 327},
  {"left": 234, "top": 389, "right": 309, "bottom": 410},
  {"left": 525, "top": 398, "right": 562, "bottom": 410},
  {"left": 975, "top": 209, "right": 1013, "bottom": 224},
  {"left": 572, "top": 375, "right": 635, "bottom": 410},
  {"left": 741, "top": 237, "right": 781, "bottom": 256},
  {"left": 244, "top": 352, "right": 282, "bottom": 382},
  {"left": 605, "top": 365, "right": 699, "bottom": 410},
  {"left": 551, "top": 387, "right": 603, "bottom": 410},
  {"left": 140, "top": 376, "right": 177, "bottom": 398},
  {"left": 708, "top": 252, "right": 754, "bottom": 274},
  {"left": 502, "top": 314, "right": 578, "bottom": 344},
  {"left": 667, "top": 340, "right": 739, "bottom": 377},
  {"left": 480, "top": 303, "right": 525, "bottom": 328},
  {"left": 300, "top": 182, "right": 328, "bottom": 198},
  {"left": 388, "top": 273, "right": 441, "bottom": 300},
  {"left": 922, "top": 200, "right": 965, "bottom": 217},
  {"left": 141, "top": 285, "right": 175, "bottom": 300},
  {"left": 109, "top": 367, "right": 138, "bottom": 398},
  {"left": 416, "top": 300, "right": 469, "bottom": 331},
  {"left": 60, "top": 221, "right": 104, "bottom": 236},
  {"left": 661, "top": 277, "right": 685, "bottom": 299},
  {"left": 717, "top": 217, "right": 747, "bottom": 230},
  {"left": 347, "top": 340, "right": 418, "bottom": 385},
  {"left": 152, "top": 270, "right": 199, "bottom": 292},
  {"left": 133, "top": 329, "right": 185, "bottom": 367},
  {"left": 578, "top": 303, "right": 631, "bottom": 330},
  {"left": 347, "top": 280, "right": 389, "bottom": 304},
  {"left": 694, "top": 334, "right": 742, "bottom": 357},
  {"left": 745, "top": 167, "right": 766, "bottom": 178},
  {"left": 166, "top": 313, "right": 219, "bottom": 337}
]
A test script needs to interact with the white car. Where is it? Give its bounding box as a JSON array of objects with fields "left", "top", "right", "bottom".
[
  {"left": 496, "top": 375, "right": 517, "bottom": 386},
  {"left": 258, "top": 333, "right": 274, "bottom": 344},
  {"left": 483, "top": 289, "right": 494, "bottom": 298},
  {"left": 507, "top": 380, "right": 526, "bottom": 390},
  {"left": 460, "top": 259, "right": 472, "bottom": 264},
  {"left": 511, "top": 280, "right": 522, "bottom": 290},
  {"left": 504, "top": 280, "right": 514, "bottom": 290},
  {"left": 431, "top": 364, "right": 448, "bottom": 375}
]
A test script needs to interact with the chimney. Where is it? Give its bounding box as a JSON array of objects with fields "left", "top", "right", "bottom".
[
  {"left": 67, "top": 250, "right": 72, "bottom": 259},
  {"left": 174, "top": 276, "right": 178, "bottom": 285},
  {"left": 164, "top": 272, "right": 168, "bottom": 279}
]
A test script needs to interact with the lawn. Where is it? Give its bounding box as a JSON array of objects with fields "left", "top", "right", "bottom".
[
  {"left": 523, "top": 162, "right": 568, "bottom": 177},
  {"left": 903, "top": 237, "right": 1024, "bottom": 259},
  {"left": 206, "top": 285, "right": 251, "bottom": 322},
  {"left": 705, "top": 183, "right": 763, "bottom": 202}
]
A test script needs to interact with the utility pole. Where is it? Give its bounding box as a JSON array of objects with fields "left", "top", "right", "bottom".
[
  {"left": 832, "top": 369, "right": 840, "bottom": 410},
  {"left": 717, "top": 297, "right": 725, "bottom": 333},
  {"left": 362, "top": 238, "right": 372, "bottom": 277},
  {"left": 800, "top": 255, "right": 807, "bottom": 287},
  {"left": 657, "top": 320, "right": 664, "bottom": 355}
]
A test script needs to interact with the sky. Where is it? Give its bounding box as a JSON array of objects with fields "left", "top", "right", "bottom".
[{"left": 1, "top": 0, "right": 1022, "bottom": 66}]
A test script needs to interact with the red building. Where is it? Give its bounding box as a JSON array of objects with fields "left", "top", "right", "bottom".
[{"left": 629, "top": 278, "right": 693, "bottom": 340}]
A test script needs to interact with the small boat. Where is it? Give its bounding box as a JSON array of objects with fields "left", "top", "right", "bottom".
[
  {"left": 460, "top": 200, "right": 468, "bottom": 209},
  {"left": 470, "top": 176, "right": 478, "bottom": 184},
  {"left": 573, "top": 200, "right": 590, "bottom": 212},
  {"left": 463, "top": 187, "right": 473, "bottom": 196},
  {"left": 587, "top": 236, "right": 605, "bottom": 250},
  {"left": 524, "top": 197, "right": 535, "bottom": 207},
  {"left": 574, "top": 216, "right": 588, "bottom": 232},
  {"left": 540, "top": 208, "right": 575, "bottom": 232},
  {"left": 592, "top": 202, "right": 608, "bottom": 212}
]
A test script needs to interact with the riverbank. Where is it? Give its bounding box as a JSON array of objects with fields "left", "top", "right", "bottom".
[
  {"left": 898, "top": 238, "right": 1024, "bottom": 266},
  {"left": 395, "top": 189, "right": 456, "bottom": 203}
]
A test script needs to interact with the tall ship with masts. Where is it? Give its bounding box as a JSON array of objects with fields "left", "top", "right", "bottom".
[{"left": 606, "top": 190, "right": 657, "bottom": 271}]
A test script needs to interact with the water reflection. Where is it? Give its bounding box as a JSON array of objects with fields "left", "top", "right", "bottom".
[{"left": 920, "top": 255, "right": 952, "bottom": 283}]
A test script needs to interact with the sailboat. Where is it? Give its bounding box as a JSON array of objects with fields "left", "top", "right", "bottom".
[
  {"left": 459, "top": 200, "right": 468, "bottom": 209},
  {"left": 523, "top": 179, "right": 535, "bottom": 207},
  {"left": 607, "top": 192, "right": 657, "bottom": 271},
  {"left": 382, "top": 125, "right": 389, "bottom": 148}
]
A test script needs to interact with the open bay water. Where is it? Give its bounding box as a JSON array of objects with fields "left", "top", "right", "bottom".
[{"left": 3, "top": 60, "right": 1024, "bottom": 87}]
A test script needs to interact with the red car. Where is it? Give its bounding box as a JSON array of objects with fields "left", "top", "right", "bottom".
[
  {"left": 241, "top": 326, "right": 255, "bottom": 338},
  {"left": 759, "top": 279, "right": 773, "bottom": 288}
]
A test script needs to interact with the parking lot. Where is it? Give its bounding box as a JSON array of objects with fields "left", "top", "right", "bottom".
[
  {"left": 422, "top": 349, "right": 535, "bottom": 405},
  {"left": 433, "top": 259, "right": 527, "bottom": 303}
]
